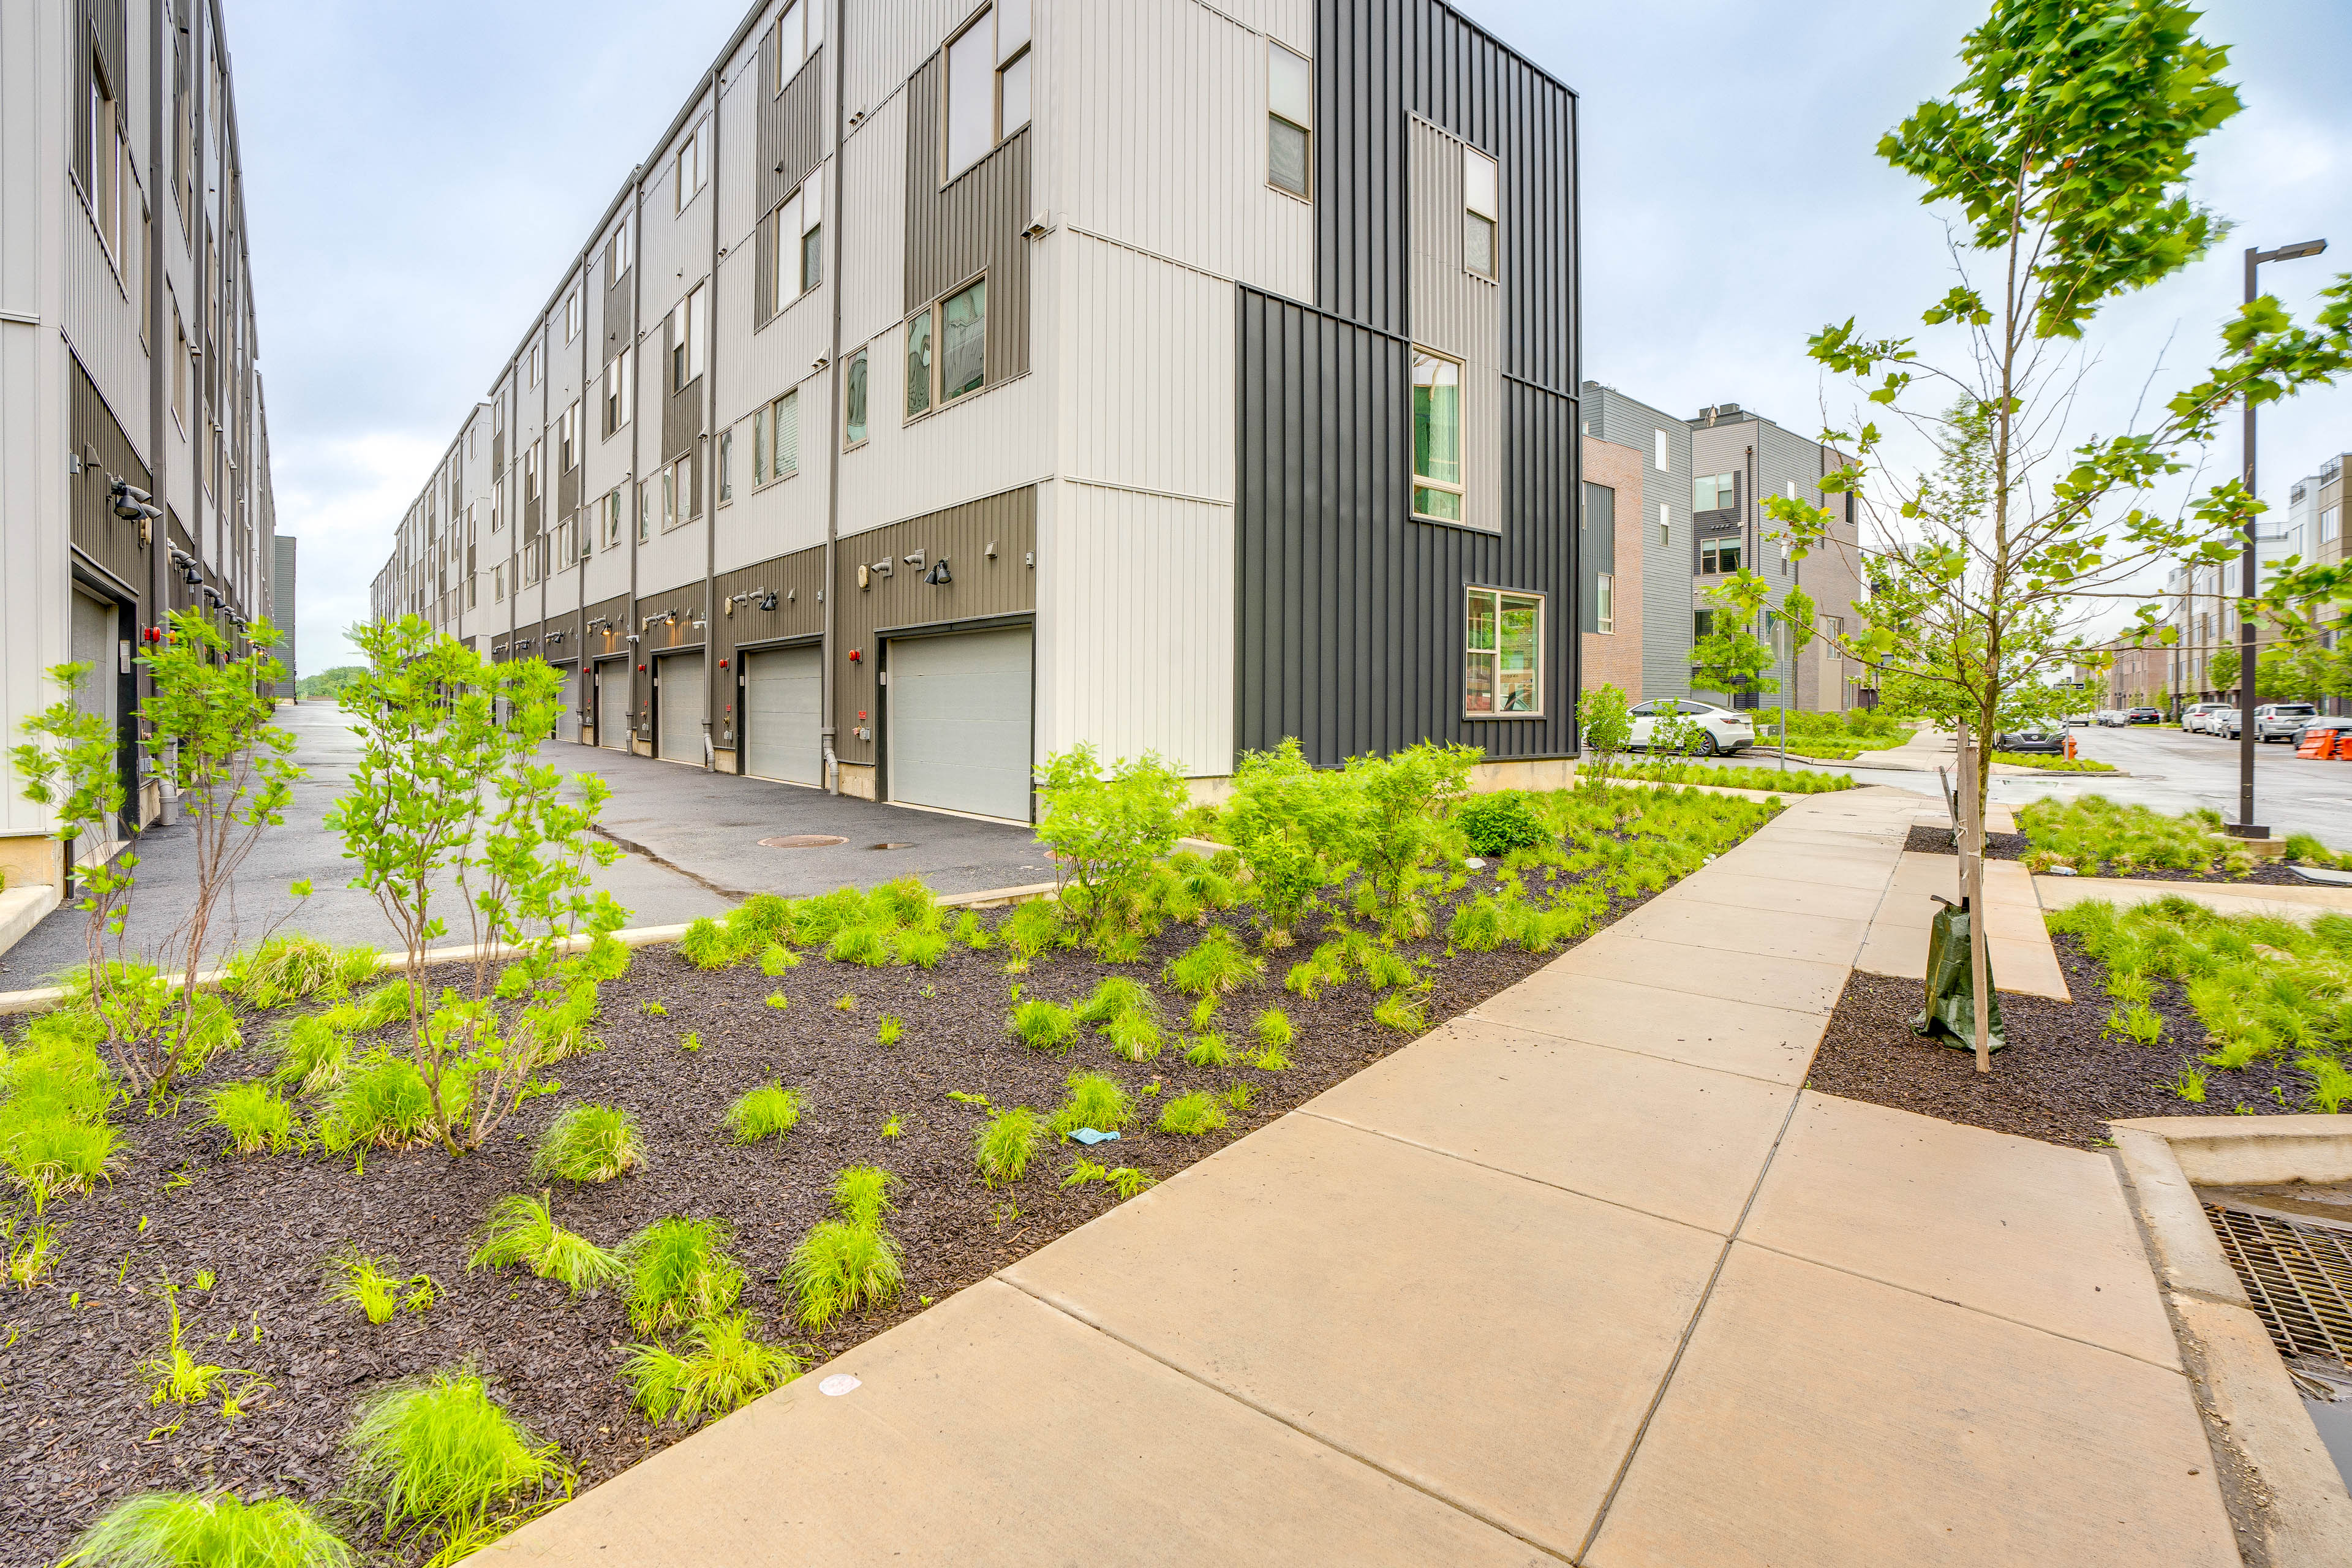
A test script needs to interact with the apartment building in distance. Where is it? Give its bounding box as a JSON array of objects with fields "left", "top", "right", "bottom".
[
  {"left": 1580, "top": 382, "right": 1689, "bottom": 703},
  {"left": 2, "top": 0, "right": 278, "bottom": 891},
  {"left": 2163, "top": 494, "right": 2310, "bottom": 707},
  {"left": 1578, "top": 431, "right": 1642, "bottom": 698},
  {"left": 371, "top": 0, "right": 1582, "bottom": 823}
]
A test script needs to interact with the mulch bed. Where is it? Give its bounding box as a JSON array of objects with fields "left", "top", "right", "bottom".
[
  {"left": 1900, "top": 822, "right": 2312, "bottom": 886},
  {"left": 0, "top": 834, "right": 1752, "bottom": 1564},
  {"left": 1805, "top": 932, "right": 2308, "bottom": 1150}
]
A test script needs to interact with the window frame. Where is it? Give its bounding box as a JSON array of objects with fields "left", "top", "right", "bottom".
[
  {"left": 1410, "top": 347, "right": 1465, "bottom": 524},
  {"left": 1694, "top": 472, "right": 1736, "bottom": 512},
  {"left": 1267, "top": 40, "right": 1311, "bottom": 200},
  {"left": 1596, "top": 573, "right": 1614, "bottom": 635},
  {"left": 1461, "top": 145, "right": 1498, "bottom": 279},
  {"left": 905, "top": 274, "right": 989, "bottom": 421},
  {"left": 1658, "top": 503, "right": 1671, "bottom": 548},
  {"left": 717, "top": 429, "right": 734, "bottom": 506},
  {"left": 1653, "top": 429, "right": 1668, "bottom": 472},
  {"left": 942, "top": 1, "right": 1032, "bottom": 184},
  {"left": 1463, "top": 586, "right": 1545, "bottom": 719},
  {"left": 843, "top": 349, "right": 870, "bottom": 448},
  {"left": 564, "top": 290, "right": 582, "bottom": 342},
  {"left": 1699, "top": 538, "right": 1741, "bottom": 576},
  {"left": 753, "top": 389, "right": 799, "bottom": 485},
  {"left": 676, "top": 116, "right": 712, "bottom": 213},
  {"left": 602, "top": 488, "right": 624, "bottom": 549}
]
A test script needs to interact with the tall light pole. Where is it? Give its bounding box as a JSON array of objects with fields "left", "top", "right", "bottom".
[{"left": 2228, "top": 238, "right": 2328, "bottom": 842}]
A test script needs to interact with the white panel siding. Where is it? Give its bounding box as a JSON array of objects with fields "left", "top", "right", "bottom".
[
  {"left": 1055, "top": 0, "right": 1313, "bottom": 299},
  {"left": 720, "top": 239, "right": 831, "bottom": 428},
  {"left": 713, "top": 365, "right": 831, "bottom": 574},
  {"left": 840, "top": 90, "right": 908, "bottom": 349},
  {"left": 61, "top": 215, "right": 149, "bottom": 454},
  {"left": 1037, "top": 481, "right": 1232, "bottom": 776},
  {"left": 842, "top": 0, "right": 971, "bottom": 121},
  {"left": 1067, "top": 232, "right": 1234, "bottom": 503},
  {"left": 837, "top": 325, "right": 1049, "bottom": 538}
]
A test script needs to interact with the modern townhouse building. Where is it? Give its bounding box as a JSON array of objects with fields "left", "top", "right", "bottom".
[
  {"left": 1578, "top": 431, "right": 1642, "bottom": 698},
  {"left": 1581, "top": 382, "right": 1691, "bottom": 704},
  {"left": 2, "top": 0, "right": 277, "bottom": 892},
  {"left": 371, "top": 0, "right": 1581, "bottom": 823}
]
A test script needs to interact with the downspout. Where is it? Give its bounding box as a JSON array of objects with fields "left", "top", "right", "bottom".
[
  {"left": 702, "top": 66, "right": 721, "bottom": 772},
  {"left": 146, "top": 0, "right": 167, "bottom": 791},
  {"left": 819, "top": 0, "right": 846, "bottom": 793},
  {"left": 577, "top": 211, "right": 592, "bottom": 736},
  {"left": 627, "top": 176, "right": 644, "bottom": 744}
]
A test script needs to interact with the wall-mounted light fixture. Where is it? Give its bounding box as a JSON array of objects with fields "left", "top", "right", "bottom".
[
  {"left": 924, "top": 557, "right": 952, "bottom": 586},
  {"left": 762, "top": 590, "right": 780, "bottom": 610}
]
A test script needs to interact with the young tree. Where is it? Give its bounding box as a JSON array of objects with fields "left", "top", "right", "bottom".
[
  {"left": 1577, "top": 684, "right": 1633, "bottom": 788},
  {"left": 1032, "top": 745, "right": 1189, "bottom": 947},
  {"left": 1689, "top": 571, "right": 1781, "bottom": 722},
  {"left": 1223, "top": 739, "right": 1357, "bottom": 949},
  {"left": 1763, "top": 0, "right": 2352, "bottom": 1066}
]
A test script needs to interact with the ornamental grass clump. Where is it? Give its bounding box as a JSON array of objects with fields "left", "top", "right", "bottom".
[
  {"left": 998, "top": 899, "right": 1068, "bottom": 972},
  {"left": 1048, "top": 1071, "right": 1134, "bottom": 1137},
  {"left": 468, "top": 1193, "right": 624, "bottom": 1294},
  {"left": 827, "top": 924, "right": 893, "bottom": 968},
  {"left": 1373, "top": 990, "right": 1430, "bottom": 1035},
  {"left": 1062, "top": 1159, "right": 1158, "bottom": 1198},
  {"left": 876, "top": 1014, "right": 906, "bottom": 1047},
  {"left": 341, "top": 1368, "right": 569, "bottom": 1555},
  {"left": 622, "top": 1311, "right": 802, "bottom": 1427},
  {"left": 1074, "top": 976, "right": 1154, "bottom": 1028},
  {"left": 1102, "top": 1011, "right": 1164, "bottom": 1063},
  {"left": 314, "top": 1055, "right": 440, "bottom": 1158},
  {"left": 724, "top": 1083, "right": 807, "bottom": 1144},
  {"left": 1164, "top": 929, "right": 1264, "bottom": 1000},
  {"left": 620, "top": 1217, "right": 747, "bottom": 1336},
  {"left": 758, "top": 943, "right": 801, "bottom": 976},
  {"left": 64, "top": 1490, "right": 355, "bottom": 1568},
  {"left": 1156, "top": 1091, "right": 1227, "bottom": 1136},
  {"left": 0, "top": 1019, "right": 121, "bottom": 1211},
  {"left": 529, "top": 1103, "right": 643, "bottom": 1184},
  {"left": 974, "top": 1106, "right": 1043, "bottom": 1186},
  {"left": 832, "top": 1164, "right": 899, "bottom": 1227},
  {"left": 889, "top": 927, "right": 949, "bottom": 969},
  {"left": 267, "top": 1011, "right": 358, "bottom": 1095},
  {"left": 783, "top": 1164, "right": 905, "bottom": 1329},
  {"left": 1008, "top": 999, "right": 1078, "bottom": 1052},
  {"left": 325, "top": 1248, "right": 437, "bottom": 1325},
  {"left": 1251, "top": 1008, "right": 1294, "bottom": 1051},
  {"left": 1183, "top": 1030, "right": 1232, "bottom": 1068},
  {"left": 222, "top": 933, "right": 379, "bottom": 1010},
  {"left": 205, "top": 1080, "right": 297, "bottom": 1156}
]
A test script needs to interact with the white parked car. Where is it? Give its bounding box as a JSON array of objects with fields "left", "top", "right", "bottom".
[
  {"left": 2180, "top": 701, "right": 2233, "bottom": 734},
  {"left": 1627, "top": 699, "right": 1755, "bottom": 756}
]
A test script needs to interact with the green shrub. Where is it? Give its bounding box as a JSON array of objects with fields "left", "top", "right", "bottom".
[
  {"left": 468, "top": 1193, "right": 623, "bottom": 1294},
  {"left": 206, "top": 1080, "right": 296, "bottom": 1156},
  {"left": 342, "top": 1369, "right": 568, "bottom": 1548},
  {"left": 889, "top": 927, "right": 949, "bottom": 968},
  {"left": 1049, "top": 1071, "right": 1134, "bottom": 1136},
  {"left": 975, "top": 1106, "right": 1043, "bottom": 1186},
  {"left": 783, "top": 1221, "right": 903, "bottom": 1329},
  {"left": 325, "top": 1247, "right": 435, "bottom": 1325},
  {"left": 314, "top": 1055, "right": 439, "bottom": 1156},
  {"left": 64, "top": 1490, "right": 354, "bottom": 1568},
  {"left": 529, "top": 1103, "right": 643, "bottom": 1183},
  {"left": 1035, "top": 745, "right": 1190, "bottom": 946},
  {"left": 1222, "top": 738, "right": 1360, "bottom": 948},
  {"left": 1164, "top": 929, "right": 1264, "bottom": 1000},
  {"left": 1457, "top": 791, "right": 1549, "bottom": 858},
  {"left": 1008, "top": 1000, "right": 1078, "bottom": 1052},
  {"left": 620, "top": 1217, "right": 746, "bottom": 1335},
  {"left": 1156, "top": 1091, "right": 1228, "bottom": 1136},
  {"left": 1343, "top": 741, "right": 1480, "bottom": 937},
  {"left": 622, "top": 1311, "right": 802, "bottom": 1427},
  {"left": 725, "top": 1083, "right": 807, "bottom": 1144}
]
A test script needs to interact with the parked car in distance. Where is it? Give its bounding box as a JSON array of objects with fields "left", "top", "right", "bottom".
[
  {"left": 2095, "top": 709, "right": 2130, "bottom": 726},
  {"left": 1626, "top": 699, "right": 1755, "bottom": 756},
  {"left": 2064, "top": 712, "right": 2095, "bottom": 727},
  {"left": 2128, "top": 707, "right": 2163, "bottom": 724},
  {"left": 1996, "top": 729, "right": 2065, "bottom": 755},
  {"left": 2256, "top": 703, "right": 2319, "bottom": 743},
  {"left": 2290, "top": 715, "right": 2352, "bottom": 750},
  {"left": 2181, "top": 701, "right": 2233, "bottom": 733}
]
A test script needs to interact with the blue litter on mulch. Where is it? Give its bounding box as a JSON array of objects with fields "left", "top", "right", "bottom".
[{"left": 1068, "top": 1128, "right": 1121, "bottom": 1145}]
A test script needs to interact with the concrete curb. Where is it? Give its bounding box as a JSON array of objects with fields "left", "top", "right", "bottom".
[{"left": 0, "top": 883, "right": 61, "bottom": 965}]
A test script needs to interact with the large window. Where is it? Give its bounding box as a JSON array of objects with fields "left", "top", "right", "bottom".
[
  {"left": 753, "top": 390, "right": 798, "bottom": 484},
  {"left": 945, "top": 1, "right": 1031, "bottom": 179},
  {"left": 1268, "top": 42, "right": 1311, "bottom": 197},
  {"left": 601, "top": 488, "right": 623, "bottom": 549},
  {"left": 1412, "top": 350, "right": 1463, "bottom": 522},
  {"left": 676, "top": 116, "right": 712, "bottom": 212},
  {"left": 603, "top": 347, "right": 635, "bottom": 434},
  {"left": 844, "top": 350, "right": 869, "bottom": 447},
  {"left": 606, "top": 221, "right": 633, "bottom": 281},
  {"left": 1694, "top": 472, "right": 1736, "bottom": 511},
  {"left": 1466, "top": 588, "right": 1542, "bottom": 715},
  {"left": 769, "top": 0, "right": 823, "bottom": 89},
  {"left": 525, "top": 441, "right": 541, "bottom": 503},
  {"left": 559, "top": 401, "right": 581, "bottom": 471},
  {"left": 660, "top": 456, "right": 688, "bottom": 531},
  {"left": 673, "top": 284, "right": 706, "bottom": 390},
  {"left": 768, "top": 169, "right": 823, "bottom": 314},
  {"left": 2324, "top": 505, "right": 2341, "bottom": 543},
  {"left": 907, "top": 279, "right": 987, "bottom": 418},
  {"left": 1700, "top": 538, "right": 1741, "bottom": 575},
  {"left": 1463, "top": 147, "right": 1498, "bottom": 277},
  {"left": 564, "top": 289, "right": 582, "bottom": 342}
]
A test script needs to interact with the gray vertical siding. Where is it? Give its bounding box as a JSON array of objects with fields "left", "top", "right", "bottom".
[
  {"left": 660, "top": 309, "right": 703, "bottom": 463},
  {"left": 1579, "top": 480, "right": 1613, "bottom": 634},
  {"left": 903, "top": 57, "right": 1032, "bottom": 387},
  {"left": 758, "top": 47, "right": 827, "bottom": 215},
  {"left": 1406, "top": 118, "right": 1499, "bottom": 536},
  {"left": 1314, "top": 0, "right": 1408, "bottom": 334}
]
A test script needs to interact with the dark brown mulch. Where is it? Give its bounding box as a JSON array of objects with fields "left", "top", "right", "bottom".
[
  {"left": 1900, "top": 822, "right": 2313, "bottom": 886},
  {"left": 1805, "top": 932, "right": 2310, "bottom": 1151},
  {"left": 0, "top": 842, "right": 1738, "bottom": 1565}
]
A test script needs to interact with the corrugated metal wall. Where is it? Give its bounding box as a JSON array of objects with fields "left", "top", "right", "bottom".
[
  {"left": 840, "top": 89, "right": 908, "bottom": 348},
  {"left": 1067, "top": 233, "right": 1235, "bottom": 501},
  {"left": 760, "top": 49, "right": 829, "bottom": 214},
  {"left": 903, "top": 59, "right": 1030, "bottom": 385},
  {"left": 62, "top": 221, "right": 151, "bottom": 460},
  {"left": 1314, "top": 0, "right": 1406, "bottom": 333},
  {"left": 660, "top": 311, "right": 702, "bottom": 462},
  {"left": 69, "top": 355, "right": 152, "bottom": 597},
  {"left": 1406, "top": 116, "right": 1499, "bottom": 535}
]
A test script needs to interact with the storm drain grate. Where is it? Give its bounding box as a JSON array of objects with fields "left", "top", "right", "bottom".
[{"left": 2205, "top": 1203, "right": 2352, "bottom": 1368}]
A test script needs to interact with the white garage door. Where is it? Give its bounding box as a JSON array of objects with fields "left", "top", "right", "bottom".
[
  {"left": 889, "top": 627, "right": 1032, "bottom": 821},
  {"left": 552, "top": 665, "right": 580, "bottom": 742},
  {"left": 743, "top": 645, "right": 823, "bottom": 786},
  {"left": 657, "top": 652, "right": 705, "bottom": 764},
  {"left": 596, "top": 660, "right": 631, "bottom": 750}
]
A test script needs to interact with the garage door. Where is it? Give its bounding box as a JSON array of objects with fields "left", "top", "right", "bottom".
[
  {"left": 743, "top": 645, "right": 823, "bottom": 785},
  {"left": 596, "top": 660, "right": 631, "bottom": 750},
  {"left": 657, "top": 652, "right": 706, "bottom": 764},
  {"left": 552, "top": 665, "right": 580, "bottom": 742},
  {"left": 888, "top": 627, "right": 1032, "bottom": 821}
]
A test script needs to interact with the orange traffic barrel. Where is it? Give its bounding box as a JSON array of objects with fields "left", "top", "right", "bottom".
[{"left": 2299, "top": 728, "right": 2341, "bottom": 760}]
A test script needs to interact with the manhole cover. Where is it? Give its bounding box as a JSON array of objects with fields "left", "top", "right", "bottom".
[
  {"left": 760, "top": 834, "right": 848, "bottom": 849},
  {"left": 2206, "top": 1202, "right": 2352, "bottom": 1367}
]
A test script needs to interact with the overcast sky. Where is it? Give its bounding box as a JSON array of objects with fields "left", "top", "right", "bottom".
[{"left": 224, "top": 0, "right": 2352, "bottom": 673}]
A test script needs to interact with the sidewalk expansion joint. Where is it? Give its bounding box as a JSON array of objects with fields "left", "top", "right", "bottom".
[
  {"left": 1572, "top": 1077, "right": 1808, "bottom": 1563},
  {"left": 1456, "top": 1008, "right": 1812, "bottom": 1092},
  {"left": 989, "top": 1272, "right": 1578, "bottom": 1566}
]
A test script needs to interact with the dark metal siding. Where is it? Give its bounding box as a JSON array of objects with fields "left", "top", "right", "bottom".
[
  {"left": 903, "top": 56, "right": 1030, "bottom": 385},
  {"left": 708, "top": 546, "right": 829, "bottom": 750},
  {"left": 661, "top": 309, "right": 703, "bottom": 463},
  {"left": 1579, "top": 480, "right": 1612, "bottom": 634},
  {"left": 1313, "top": 0, "right": 1407, "bottom": 334},
  {"left": 601, "top": 258, "right": 635, "bottom": 371},
  {"left": 69, "top": 353, "right": 151, "bottom": 600},
  {"left": 759, "top": 48, "right": 827, "bottom": 216}
]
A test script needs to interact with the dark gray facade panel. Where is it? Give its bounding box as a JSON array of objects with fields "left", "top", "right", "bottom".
[
  {"left": 1235, "top": 289, "right": 1576, "bottom": 766},
  {"left": 557, "top": 464, "right": 579, "bottom": 521},
  {"left": 1580, "top": 480, "right": 1612, "bottom": 633},
  {"left": 69, "top": 354, "right": 152, "bottom": 597},
  {"left": 759, "top": 48, "right": 827, "bottom": 216},
  {"left": 661, "top": 311, "right": 702, "bottom": 463},
  {"left": 602, "top": 263, "right": 634, "bottom": 367},
  {"left": 1314, "top": 0, "right": 1407, "bottom": 336},
  {"left": 904, "top": 58, "right": 1032, "bottom": 387}
]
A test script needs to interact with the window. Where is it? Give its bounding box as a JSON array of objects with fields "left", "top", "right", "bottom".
[
  {"left": 638, "top": 480, "right": 654, "bottom": 543},
  {"left": 2324, "top": 505, "right": 2341, "bottom": 543},
  {"left": 769, "top": 0, "right": 822, "bottom": 89},
  {"left": 676, "top": 116, "right": 712, "bottom": 211},
  {"left": 844, "top": 350, "right": 869, "bottom": 446},
  {"left": 754, "top": 390, "right": 798, "bottom": 483},
  {"left": 606, "top": 221, "right": 633, "bottom": 281},
  {"left": 170, "top": 301, "right": 187, "bottom": 430},
  {"left": 718, "top": 430, "right": 733, "bottom": 504},
  {"left": 1700, "top": 539, "right": 1741, "bottom": 575},
  {"left": 1694, "top": 472, "right": 1736, "bottom": 511},
  {"left": 1463, "top": 147, "right": 1498, "bottom": 277},
  {"left": 1658, "top": 504, "right": 1672, "bottom": 548},
  {"left": 905, "top": 278, "right": 986, "bottom": 419},
  {"left": 945, "top": 1, "right": 1031, "bottom": 179},
  {"left": 525, "top": 441, "right": 541, "bottom": 502},
  {"left": 564, "top": 290, "right": 582, "bottom": 342},
  {"left": 522, "top": 541, "right": 540, "bottom": 587},
  {"left": 528, "top": 340, "right": 543, "bottom": 387},
  {"left": 494, "top": 563, "right": 506, "bottom": 601},
  {"left": 89, "top": 55, "right": 124, "bottom": 258},
  {"left": 1411, "top": 350, "right": 1463, "bottom": 522},
  {"left": 603, "top": 347, "right": 635, "bottom": 433},
  {"left": 556, "top": 516, "right": 577, "bottom": 566},
  {"left": 905, "top": 307, "right": 932, "bottom": 418},
  {"left": 602, "top": 488, "right": 623, "bottom": 549},
  {"left": 1653, "top": 429, "right": 1668, "bottom": 472},
  {"left": 1596, "top": 573, "right": 1614, "bottom": 635},
  {"left": 1465, "top": 588, "right": 1542, "bottom": 715},
  {"left": 768, "top": 170, "right": 824, "bottom": 314},
  {"left": 559, "top": 402, "right": 581, "bottom": 471},
  {"left": 1694, "top": 608, "right": 1713, "bottom": 641},
  {"left": 673, "top": 284, "right": 706, "bottom": 390},
  {"left": 1268, "top": 42, "right": 1311, "bottom": 197},
  {"left": 660, "top": 456, "right": 688, "bottom": 530}
]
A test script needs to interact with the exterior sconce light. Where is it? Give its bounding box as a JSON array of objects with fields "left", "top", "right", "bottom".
[{"left": 924, "top": 557, "right": 952, "bottom": 586}]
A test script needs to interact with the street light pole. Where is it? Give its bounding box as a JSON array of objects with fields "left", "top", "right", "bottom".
[{"left": 2228, "top": 237, "right": 2328, "bottom": 842}]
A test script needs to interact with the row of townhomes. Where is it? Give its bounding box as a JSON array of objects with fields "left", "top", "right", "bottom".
[
  {"left": 369, "top": 0, "right": 1863, "bottom": 824},
  {"left": 1, "top": 0, "right": 278, "bottom": 889}
]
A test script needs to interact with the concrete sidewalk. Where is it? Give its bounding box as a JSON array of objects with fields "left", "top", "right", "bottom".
[{"left": 475, "top": 788, "right": 2234, "bottom": 1568}]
